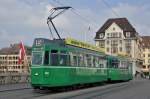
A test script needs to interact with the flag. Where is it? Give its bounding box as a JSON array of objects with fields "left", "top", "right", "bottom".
[{"left": 18, "top": 42, "right": 26, "bottom": 64}]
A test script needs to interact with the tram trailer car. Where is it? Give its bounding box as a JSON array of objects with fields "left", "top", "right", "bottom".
[
  {"left": 107, "top": 56, "right": 133, "bottom": 81},
  {"left": 31, "top": 38, "right": 133, "bottom": 89}
]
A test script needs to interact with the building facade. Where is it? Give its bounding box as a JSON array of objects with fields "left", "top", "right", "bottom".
[
  {"left": 0, "top": 55, "right": 31, "bottom": 73},
  {"left": 141, "top": 36, "right": 150, "bottom": 74},
  {"left": 95, "top": 18, "right": 142, "bottom": 76},
  {"left": 0, "top": 43, "right": 31, "bottom": 73}
]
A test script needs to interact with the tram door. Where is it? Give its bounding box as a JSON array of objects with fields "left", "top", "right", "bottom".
[{"left": 50, "top": 50, "right": 58, "bottom": 66}]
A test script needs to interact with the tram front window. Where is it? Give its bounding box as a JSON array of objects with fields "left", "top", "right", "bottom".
[{"left": 32, "top": 52, "right": 43, "bottom": 65}]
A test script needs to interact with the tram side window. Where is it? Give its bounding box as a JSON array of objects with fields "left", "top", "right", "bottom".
[
  {"left": 119, "top": 61, "right": 123, "bottom": 69},
  {"left": 98, "top": 58, "right": 106, "bottom": 68},
  {"left": 59, "top": 52, "right": 68, "bottom": 66},
  {"left": 99, "top": 58, "right": 104, "bottom": 68},
  {"left": 73, "top": 56, "right": 77, "bottom": 66},
  {"left": 120, "top": 61, "right": 128, "bottom": 69},
  {"left": 44, "top": 51, "right": 49, "bottom": 65},
  {"left": 126, "top": 62, "right": 130, "bottom": 69},
  {"left": 122, "top": 62, "right": 125, "bottom": 69},
  {"left": 93, "top": 56, "right": 96, "bottom": 67},
  {"left": 70, "top": 52, "right": 77, "bottom": 66},
  {"left": 95, "top": 57, "right": 99, "bottom": 67},
  {"left": 86, "top": 54, "right": 92, "bottom": 67},
  {"left": 83, "top": 54, "right": 87, "bottom": 67},
  {"left": 78, "top": 55, "right": 84, "bottom": 67},
  {"left": 103, "top": 60, "right": 107, "bottom": 68},
  {"left": 112, "top": 60, "right": 119, "bottom": 68},
  {"left": 51, "top": 50, "right": 59, "bottom": 66},
  {"left": 128, "top": 62, "right": 132, "bottom": 70},
  {"left": 69, "top": 52, "right": 73, "bottom": 66}
]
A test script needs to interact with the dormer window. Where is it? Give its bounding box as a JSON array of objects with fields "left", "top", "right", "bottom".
[
  {"left": 99, "top": 33, "right": 104, "bottom": 38},
  {"left": 113, "top": 27, "right": 115, "bottom": 31},
  {"left": 126, "top": 32, "right": 130, "bottom": 37}
]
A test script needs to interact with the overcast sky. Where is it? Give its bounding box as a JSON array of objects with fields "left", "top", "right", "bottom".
[{"left": 0, "top": 0, "right": 150, "bottom": 48}]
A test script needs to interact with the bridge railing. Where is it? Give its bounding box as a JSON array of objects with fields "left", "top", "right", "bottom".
[{"left": 0, "top": 72, "right": 30, "bottom": 85}]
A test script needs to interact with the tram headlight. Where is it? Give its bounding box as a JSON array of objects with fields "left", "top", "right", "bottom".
[
  {"left": 44, "top": 71, "right": 49, "bottom": 76},
  {"left": 34, "top": 73, "right": 39, "bottom": 76}
]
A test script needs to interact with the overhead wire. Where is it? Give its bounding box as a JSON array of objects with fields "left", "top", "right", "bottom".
[
  {"left": 101, "top": 0, "right": 120, "bottom": 17},
  {"left": 50, "top": 0, "right": 120, "bottom": 30},
  {"left": 52, "top": 0, "right": 99, "bottom": 29},
  {"left": 51, "top": 0, "right": 98, "bottom": 43}
]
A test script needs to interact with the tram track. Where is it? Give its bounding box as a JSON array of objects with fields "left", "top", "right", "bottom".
[
  {"left": 0, "top": 80, "right": 144, "bottom": 99},
  {"left": 87, "top": 80, "right": 146, "bottom": 99},
  {"left": 0, "top": 86, "right": 62, "bottom": 99},
  {"left": 0, "top": 82, "right": 125, "bottom": 99},
  {"left": 58, "top": 80, "right": 144, "bottom": 99},
  {"left": 85, "top": 83, "right": 130, "bottom": 99},
  {"left": 58, "top": 82, "right": 132, "bottom": 99},
  {"left": 32, "top": 82, "right": 131, "bottom": 99}
]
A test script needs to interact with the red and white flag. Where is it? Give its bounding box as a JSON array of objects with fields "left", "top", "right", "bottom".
[{"left": 18, "top": 42, "right": 26, "bottom": 64}]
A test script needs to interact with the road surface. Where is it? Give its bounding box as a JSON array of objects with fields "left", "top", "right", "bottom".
[{"left": 0, "top": 78, "right": 150, "bottom": 99}]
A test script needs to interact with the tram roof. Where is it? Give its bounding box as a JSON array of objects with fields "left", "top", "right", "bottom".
[
  {"left": 64, "top": 38, "right": 105, "bottom": 53},
  {"left": 33, "top": 38, "right": 105, "bottom": 53},
  {"left": 33, "top": 38, "right": 131, "bottom": 60}
]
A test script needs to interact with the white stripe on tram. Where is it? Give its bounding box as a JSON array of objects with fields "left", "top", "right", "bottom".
[{"left": 31, "top": 66, "right": 108, "bottom": 70}]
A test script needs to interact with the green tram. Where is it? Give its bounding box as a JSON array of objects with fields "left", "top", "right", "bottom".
[{"left": 31, "top": 38, "right": 133, "bottom": 89}]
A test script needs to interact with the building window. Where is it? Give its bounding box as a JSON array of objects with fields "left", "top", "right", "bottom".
[
  {"left": 112, "top": 33, "right": 116, "bottom": 38},
  {"left": 99, "top": 41, "right": 105, "bottom": 48},
  {"left": 111, "top": 40, "right": 118, "bottom": 46},
  {"left": 120, "top": 47, "right": 122, "bottom": 52},
  {"left": 143, "top": 65, "right": 146, "bottom": 69},
  {"left": 111, "top": 33, "right": 113, "bottom": 38},
  {"left": 107, "top": 33, "right": 110, "bottom": 38},
  {"left": 99, "top": 33, "right": 104, "bottom": 38},
  {"left": 125, "top": 40, "right": 131, "bottom": 53},
  {"left": 126, "top": 48, "right": 131, "bottom": 54},
  {"left": 107, "top": 32, "right": 120, "bottom": 38},
  {"left": 111, "top": 47, "right": 118, "bottom": 54},
  {"left": 107, "top": 40, "right": 109, "bottom": 44},
  {"left": 107, "top": 48, "right": 109, "bottom": 52},
  {"left": 126, "top": 40, "right": 131, "bottom": 43},
  {"left": 119, "top": 32, "right": 122, "bottom": 37},
  {"left": 126, "top": 32, "right": 130, "bottom": 37},
  {"left": 116, "top": 33, "right": 118, "bottom": 37},
  {"left": 110, "top": 40, "right": 118, "bottom": 54},
  {"left": 148, "top": 59, "right": 150, "bottom": 63},
  {"left": 143, "top": 54, "right": 145, "bottom": 57},
  {"left": 120, "top": 40, "right": 122, "bottom": 44},
  {"left": 148, "top": 54, "right": 150, "bottom": 57},
  {"left": 113, "top": 27, "right": 115, "bottom": 31}
]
